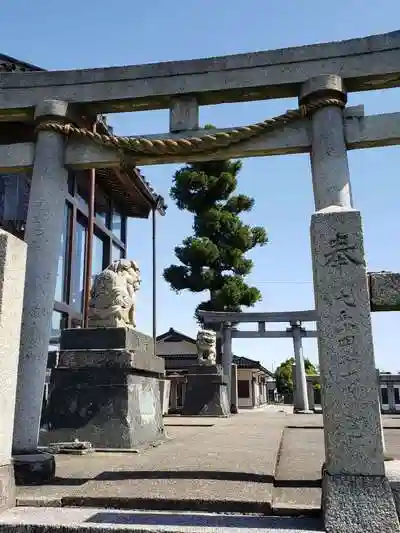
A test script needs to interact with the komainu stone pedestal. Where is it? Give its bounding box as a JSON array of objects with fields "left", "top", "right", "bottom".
[
  {"left": 181, "top": 365, "right": 230, "bottom": 417},
  {"left": 40, "top": 328, "right": 166, "bottom": 449},
  {"left": 0, "top": 231, "right": 28, "bottom": 495}
]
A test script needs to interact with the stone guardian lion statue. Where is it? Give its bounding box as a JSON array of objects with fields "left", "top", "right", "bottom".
[
  {"left": 196, "top": 329, "right": 217, "bottom": 366},
  {"left": 88, "top": 259, "right": 141, "bottom": 329}
]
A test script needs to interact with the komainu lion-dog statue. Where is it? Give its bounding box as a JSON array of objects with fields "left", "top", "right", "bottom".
[
  {"left": 196, "top": 329, "right": 217, "bottom": 366},
  {"left": 88, "top": 259, "right": 141, "bottom": 329}
]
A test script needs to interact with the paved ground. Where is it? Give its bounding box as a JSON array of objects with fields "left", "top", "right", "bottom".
[
  {"left": 0, "top": 507, "right": 324, "bottom": 532},
  {"left": 15, "top": 407, "right": 400, "bottom": 517}
]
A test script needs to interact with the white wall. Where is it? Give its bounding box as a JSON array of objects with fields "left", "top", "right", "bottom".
[
  {"left": 254, "top": 375, "right": 260, "bottom": 406},
  {"left": 237, "top": 369, "right": 269, "bottom": 408}
]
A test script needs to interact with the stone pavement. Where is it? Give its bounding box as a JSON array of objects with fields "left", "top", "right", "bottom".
[
  {"left": 0, "top": 507, "right": 324, "bottom": 532},
  {"left": 13, "top": 406, "right": 400, "bottom": 518}
]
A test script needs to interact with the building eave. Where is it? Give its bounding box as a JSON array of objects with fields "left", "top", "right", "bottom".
[
  {"left": 233, "top": 355, "right": 273, "bottom": 377},
  {"left": 0, "top": 54, "right": 45, "bottom": 72}
]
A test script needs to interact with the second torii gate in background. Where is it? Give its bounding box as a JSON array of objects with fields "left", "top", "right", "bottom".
[{"left": 198, "top": 309, "right": 318, "bottom": 413}]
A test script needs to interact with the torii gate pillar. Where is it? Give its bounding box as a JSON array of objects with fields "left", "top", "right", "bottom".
[
  {"left": 12, "top": 101, "right": 70, "bottom": 483},
  {"left": 288, "top": 321, "right": 310, "bottom": 413},
  {"left": 222, "top": 323, "right": 233, "bottom": 409},
  {"left": 304, "top": 76, "right": 396, "bottom": 530}
]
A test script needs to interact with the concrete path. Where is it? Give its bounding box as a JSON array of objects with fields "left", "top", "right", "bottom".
[{"left": 14, "top": 407, "right": 400, "bottom": 517}]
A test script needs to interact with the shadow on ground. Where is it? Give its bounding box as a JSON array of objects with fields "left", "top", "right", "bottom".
[
  {"left": 84, "top": 511, "right": 323, "bottom": 530},
  {"left": 94, "top": 470, "right": 273, "bottom": 483}
]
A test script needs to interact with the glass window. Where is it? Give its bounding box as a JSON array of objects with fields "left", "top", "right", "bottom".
[
  {"left": 76, "top": 171, "right": 89, "bottom": 207},
  {"left": 95, "top": 185, "right": 110, "bottom": 226},
  {"left": 381, "top": 387, "right": 388, "bottom": 405},
  {"left": 92, "top": 233, "right": 105, "bottom": 283},
  {"left": 50, "top": 310, "right": 65, "bottom": 338},
  {"left": 112, "top": 243, "right": 124, "bottom": 263},
  {"left": 395, "top": 388, "right": 400, "bottom": 405},
  {"left": 71, "top": 219, "right": 87, "bottom": 312},
  {"left": 54, "top": 203, "right": 71, "bottom": 303},
  {"left": 0, "top": 173, "right": 30, "bottom": 235},
  {"left": 111, "top": 208, "right": 123, "bottom": 241},
  {"left": 67, "top": 172, "right": 75, "bottom": 196}
]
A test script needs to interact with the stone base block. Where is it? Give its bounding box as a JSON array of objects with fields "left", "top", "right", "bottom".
[
  {"left": 40, "top": 369, "right": 165, "bottom": 449},
  {"left": 369, "top": 272, "right": 400, "bottom": 312},
  {"left": 13, "top": 452, "right": 55, "bottom": 487},
  {"left": 58, "top": 348, "right": 165, "bottom": 375},
  {"left": 322, "top": 473, "right": 400, "bottom": 532},
  {"left": 60, "top": 327, "right": 154, "bottom": 353},
  {"left": 0, "top": 463, "right": 15, "bottom": 510},
  {"left": 182, "top": 367, "right": 230, "bottom": 417}
]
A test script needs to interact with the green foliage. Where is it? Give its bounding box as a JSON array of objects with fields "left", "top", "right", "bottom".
[
  {"left": 275, "top": 357, "right": 319, "bottom": 395},
  {"left": 163, "top": 147, "right": 268, "bottom": 323}
]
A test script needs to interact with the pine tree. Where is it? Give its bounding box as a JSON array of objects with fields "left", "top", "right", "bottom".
[{"left": 163, "top": 154, "right": 268, "bottom": 324}]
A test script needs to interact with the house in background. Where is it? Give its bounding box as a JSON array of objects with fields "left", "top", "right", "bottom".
[
  {"left": 233, "top": 356, "right": 276, "bottom": 408},
  {"left": 156, "top": 328, "right": 275, "bottom": 412}
]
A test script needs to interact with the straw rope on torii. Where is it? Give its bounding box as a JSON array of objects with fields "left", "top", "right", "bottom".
[{"left": 36, "top": 96, "right": 344, "bottom": 158}]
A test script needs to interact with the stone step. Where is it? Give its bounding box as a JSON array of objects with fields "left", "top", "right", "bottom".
[
  {"left": 272, "top": 487, "right": 321, "bottom": 516},
  {"left": 0, "top": 507, "right": 324, "bottom": 532},
  {"left": 272, "top": 427, "right": 323, "bottom": 516}
]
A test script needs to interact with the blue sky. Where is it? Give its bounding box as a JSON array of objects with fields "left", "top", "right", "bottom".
[{"left": 2, "top": 1, "right": 400, "bottom": 372}]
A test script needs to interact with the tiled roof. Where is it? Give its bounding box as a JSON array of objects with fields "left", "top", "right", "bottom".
[
  {"left": 0, "top": 53, "right": 44, "bottom": 72},
  {"left": 233, "top": 355, "right": 273, "bottom": 376},
  {"left": 157, "top": 328, "right": 196, "bottom": 344}
]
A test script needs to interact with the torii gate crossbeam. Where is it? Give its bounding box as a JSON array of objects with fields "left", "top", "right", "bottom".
[{"left": 1, "top": 31, "right": 400, "bottom": 121}]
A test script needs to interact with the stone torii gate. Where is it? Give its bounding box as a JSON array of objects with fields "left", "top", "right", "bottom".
[
  {"left": 198, "top": 309, "right": 318, "bottom": 413},
  {"left": 2, "top": 30, "right": 400, "bottom": 530}
]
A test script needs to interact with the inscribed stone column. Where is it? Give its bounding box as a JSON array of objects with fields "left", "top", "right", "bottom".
[
  {"left": 304, "top": 76, "right": 399, "bottom": 531},
  {"left": 222, "top": 323, "right": 233, "bottom": 405},
  {"left": 13, "top": 100, "right": 70, "bottom": 481},
  {"left": 291, "top": 322, "right": 310, "bottom": 412},
  {"left": 0, "top": 231, "right": 26, "bottom": 510},
  {"left": 311, "top": 208, "right": 386, "bottom": 469}
]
